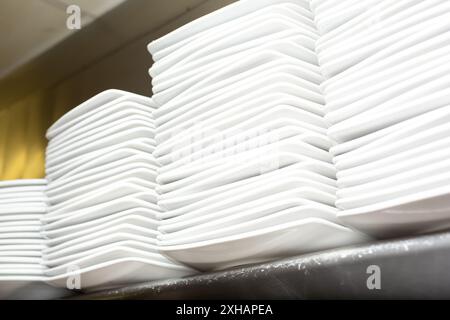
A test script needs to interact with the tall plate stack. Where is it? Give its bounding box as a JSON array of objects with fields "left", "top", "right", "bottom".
[
  {"left": 41, "top": 90, "right": 195, "bottom": 290},
  {"left": 0, "top": 179, "right": 64, "bottom": 299},
  {"left": 148, "top": 0, "right": 369, "bottom": 271},
  {"left": 314, "top": 0, "right": 450, "bottom": 237}
]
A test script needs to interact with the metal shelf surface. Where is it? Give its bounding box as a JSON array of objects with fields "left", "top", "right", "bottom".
[{"left": 73, "top": 230, "right": 450, "bottom": 299}]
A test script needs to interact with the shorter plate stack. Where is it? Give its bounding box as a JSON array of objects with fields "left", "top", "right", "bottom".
[
  {"left": 148, "top": 0, "right": 369, "bottom": 271},
  {"left": 315, "top": 0, "right": 450, "bottom": 237},
  {"left": 0, "top": 179, "right": 64, "bottom": 299},
  {"left": 41, "top": 90, "right": 195, "bottom": 290}
]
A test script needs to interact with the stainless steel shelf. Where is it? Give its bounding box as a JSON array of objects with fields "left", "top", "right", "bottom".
[{"left": 73, "top": 230, "right": 450, "bottom": 299}]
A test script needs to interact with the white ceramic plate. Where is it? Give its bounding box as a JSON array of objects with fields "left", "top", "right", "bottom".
[
  {"left": 159, "top": 204, "right": 339, "bottom": 246},
  {"left": 337, "top": 138, "right": 450, "bottom": 188},
  {"left": 159, "top": 160, "right": 336, "bottom": 210},
  {"left": 159, "top": 176, "right": 336, "bottom": 223},
  {"left": 47, "top": 111, "right": 154, "bottom": 154},
  {"left": 43, "top": 215, "right": 159, "bottom": 244},
  {"left": 160, "top": 218, "right": 369, "bottom": 271},
  {"left": 44, "top": 246, "right": 189, "bottom": 277},
  {"left": 156, "top": 97, "right": 326, "bottom": 161},
  {"left": 336, "top": 163, "right": 450, "bottom": 210},
  {"left": 46, "top": 127, "right": 156, "bottom": 167},
  {"left": 158, "top": 132, "right": 331, "bottom": 184},
  {"left": 157, "top": 138, "right": 332, "bottom": 195},
  {"left": 155, "top": 104, "right": 327, "bottom": 164},
  {"left": 151, "top": 12, "right": 317, "bottom": 77},
  {"left": 48, "top": 100, "right": 154, "bottom": 148},
  {"left": 46, "top": 139, "right": 155, "bottom": 181},
  {"left": 42, "top": 196, "right": 160, "bottom": 231},
  {"left": 46, "top": 257, "right": 196, "bottom": 291},
  {"left": 47, "top": 90, "right": 154, "bottom": 139},
  {"left": 47, "top": 181, "right": 157, "bottom": 218},
  {"left": 148, "top": 0, "right": 310, "bottom": 54},
  {"left": 159, "top": 189, "right": 336, "bottom": 234},
  {"left": 47, "top": 155, "right": 157, "bottom": 192},
  {"left": 47, "top": 168, "right": 157, "bottom": 205},
  {"left": 153, "top": 44, "right": 320, "bottom": 105},
  {"left": 42, "top": 192, "right": 159, "bottom": 225},
  {"left": 46, "top": 163, "right": 156, "bottom": 199},
  {"left": 338, "top": 185, "right": 450, "bottom": 238}
]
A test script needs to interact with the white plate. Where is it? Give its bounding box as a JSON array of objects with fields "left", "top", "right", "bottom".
[
  {"left": 0, "top": 225, "right": 41, "bottom": 233},
  {"left": 317, "top": 0, "right": 437, "bottom": 55},
  {"left": 155, "top": 104, "right": 327, "bottom": 164},
  {"left": 158, "top": 132, "right": 331, "bottom": 184},
  {"left": 153, "top": 30, "right": 314, "bottom": 91},
  {"left": 159, "top": 160, "right": 336, "bottom": 210},
  {"left": 44, "top": 224, "right": 158, "bottom": 254},
  {"left": 322, "top": 10, "right": 450, "bottom": 85},
  {"left": 337, "top": 155, "right": 450, "bottom": 199},
  {"left": 0, "top": 257, "right": 42, "bottom": 264},
  {"left": 160, "top": 218, "right": 369, "bottom": 271},
  {"left": 48, "top": 100, "right": 154, "bottom": 148},
  {"left": 42, "top": 196, "right": 160, "bottom": 231},
  {"left": 159, "top": 116, "right": 327, "bottom": 174},
  {"left": 47, "top": 90, "right": 154, "bottom": 139},
  {"left": 47, "top": 111, "right": 154, "bottom": 155},
  {"left": 338, "top": 138, "right": 450, "bottom": 188},
  {"left": 159, "top": 188, "right": 336, "bottom": 234},
  {"left": 46, "top": 139, "right": 155, "bottom": 181},
  {"left": 329, "top": 81, "right": 450, "bottom": 143},
  {"left": 0, "top": 250, "right": 42, "bottom": 257},
  {"left": 148, "top": 0, "right": 310, "bottom": 53},
  {"left": 159, "top": 203, "right": 338, "bottom": 246},
  {"left": 151, "top": 12, "right": 317, "bottom": 77},
  {"left": 44, "top": 215, "right": 159, "bottom": 244},
  {"left": 319, "top": 4, "right": 449, "bottom": 77},
  {"left": 46, "top": 127, "right": 156, "bottom": 167},
  {"left": 47, "top": 155, "right": 157, "bottom": 192},
  {"left": 0, "top": 196, "right": 46, "bottom": 203},
  {"left": 338, "top": 185, "right": 450, "bottom": 238},
  {"left": 46, "top": 257, "right": 195, "bottom": 291},
  {"left": 47, "top": 181, "right": 157, "bottom": 218},
  {"left": 159, "top": 175, "right": 336, "bottom": 222},
  {"left": 47, "top": 167, "right": 157, "bottom": 205},
  {"left": 152, "top": 2, "right": 313, "bottom": 61},
  {"left": 334, "top": 120, "right": 450, "bottom": 171},
  {"left": 0, "top": 207, "right": 46, "bottom": 215},
  {"left": 336, "top": 163, "right": 450, "bottom": 210},
  {"left": 43, "top": 240, "right": 159, "bottom": 267},
  {"left": 158, "top": 152, "right": 333, "bottom": 199},
  {"left": 156, "top": 95, "right": 326, "bottom": 161},
  {"left": 314, "top": 0, "right": 383, "bottom": 35},
  {"left": 153, "top": 43, "right": 320, "bottom": 105},
  {"left": 324, "top": 43, "right": 450, "bottom": 116},
  {"left": 0, "top": 215, "right": 44, "bottom": 223},
  {"left": 326, "top": 55, "right": 450, "bottom": 125},
  {"left": 46, "top": 163, "right": 156, "bottom": 199},
  {"left": 0, "top": 239, "right": 45, "bottom": 245},
  {"left": 315, "top": 0, "right": 403, "bottom": 52},
  {"left": 42, "top": 192, "right": 159, "bottom": 225},
  {"left": 159, "top": 125, "right": 329, "bottom": 181},
  {"left": 157, "top": 139, "right": 332, "bottom": 195},
  {"left": 155, "top": 68, "right": 323, "bottom": 130},
  {"left": 0, "top": 244, "right": 45, "bottom": 251},
  {"left": 334, "top": 104, "right": 450, "bottom": 166},
  {"left": 0, "top": 180, "right": 46, "bottom": 188},
  {"left": 44, "top": 246, "right": 187, "bottom": 277}
]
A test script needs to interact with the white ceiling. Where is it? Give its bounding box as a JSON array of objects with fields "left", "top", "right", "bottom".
[{"left": 0, "top": 0, "right": 127, "bottom": 79}]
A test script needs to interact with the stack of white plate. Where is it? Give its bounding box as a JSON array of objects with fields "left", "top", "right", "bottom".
[
  {"left": 315, "top": 0, "right": 450, "bottom": 237},
  {"left": 0, "top": 179, "right": 65, "bottom": 299},
  {"left": 41, "top": 89, "right": 195, "bottom": 290},
  {"left": 148, "top": 0, "right": 369, "bottom": 271}
]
